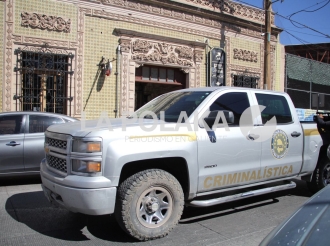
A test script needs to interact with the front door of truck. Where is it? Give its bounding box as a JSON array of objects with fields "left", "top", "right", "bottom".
[
  {"left": 197, "top": 90, "right": 262, "bottom": 193},
  {"left": 253, "top": 92, "right": 303, "bottom": 180}
]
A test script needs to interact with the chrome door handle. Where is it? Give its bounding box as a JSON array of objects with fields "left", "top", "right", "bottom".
[
  {"left": 6, "top": 141, "right": 20, "bottom": 146},
  {"left": 291, "top": 131, "right": 301, "bottom": 137}
]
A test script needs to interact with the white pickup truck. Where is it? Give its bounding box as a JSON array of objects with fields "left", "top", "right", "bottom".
[{"left": 40, "top": 87, "right": 329, "bottom": 241}]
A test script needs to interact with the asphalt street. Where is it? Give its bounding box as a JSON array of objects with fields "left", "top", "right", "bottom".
[{"left": 0, "top": 176, "right": 312, "bottom": 246}]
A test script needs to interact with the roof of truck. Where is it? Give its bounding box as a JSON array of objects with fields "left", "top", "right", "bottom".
[{"left": 173, "top": 86, "right": 288, "bottom": 95}]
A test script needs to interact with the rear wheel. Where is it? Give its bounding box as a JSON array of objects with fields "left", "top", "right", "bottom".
[
  {"left": 115, "top": 169, "right": 184, "bottom": 241},
  {"left": 307, "top": 157, "right": 330, "bottom": 193}
]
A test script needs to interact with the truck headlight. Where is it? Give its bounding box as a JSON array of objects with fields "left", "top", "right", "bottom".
[
  {"left": 72, "top": 160, "right": 101, "bottom": 173},
  {"left": 72, "top": 139, "right": 101, "bottom": 153}
]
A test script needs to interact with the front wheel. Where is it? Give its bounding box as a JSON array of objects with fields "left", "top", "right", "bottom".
[
  {"left": 115, "top": 169, "right": 184, "bottom": 241},
  {"left": 307, "top": 157, "right": 330, "bottom": 193}
]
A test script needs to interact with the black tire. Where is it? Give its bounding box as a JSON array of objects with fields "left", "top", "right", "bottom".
[
  {"left": 307, "top": 157, "right": 330, "bottom": 193},
  {"left": 115, "top": 169, "right": 184, "bottom": 241}
]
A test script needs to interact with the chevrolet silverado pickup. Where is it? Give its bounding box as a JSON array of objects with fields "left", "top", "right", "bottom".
[{"left": 40, "top": 87, "right": 328, "bottom": 241}]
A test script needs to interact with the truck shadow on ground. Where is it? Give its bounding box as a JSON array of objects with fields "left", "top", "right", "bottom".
[
  {"left": 0, "top": 175, "right": 42, "bottom": 186},
  {"left": 5, "top": 191, "right": 135, "bottom": 243},
  {"left": 4, "top": 179, "right": 312, "bottom": 243}
]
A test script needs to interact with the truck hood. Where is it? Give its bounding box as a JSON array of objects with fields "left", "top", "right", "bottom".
[{"left": 47, "top": 118, "right": 165, "bottom": 137}]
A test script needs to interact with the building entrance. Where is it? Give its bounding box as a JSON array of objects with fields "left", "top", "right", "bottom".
[{"left": 134, "top": 65, "right": 186, "bottom": 110}]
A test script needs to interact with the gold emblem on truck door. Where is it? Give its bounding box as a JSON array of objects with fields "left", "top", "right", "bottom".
[{"left": 271, "top": 129, "right": 289, "bottom": 159}]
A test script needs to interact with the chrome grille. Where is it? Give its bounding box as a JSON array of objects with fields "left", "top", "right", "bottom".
[
  {"left": 46, "top": 137, "right": 67, "bottom": 150},
  {"left": 46, "top": 155, "right": 67, "bottom": 173}
]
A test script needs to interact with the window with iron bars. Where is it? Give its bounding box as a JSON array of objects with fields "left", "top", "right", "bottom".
[
  {"left": 232, "top": 75, "right": 259, "bottom": 88},
  {"left": 14, "top": 47, "right": 74, "bottom": 115}
]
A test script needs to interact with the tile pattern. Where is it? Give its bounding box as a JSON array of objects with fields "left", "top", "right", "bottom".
[
  {"left": 14, "top": 0, "right": 77, "bottom": 41},
  {"left": 230, "top": 37, "right": 261, "bottom": 69},
  {"left": 83, "top": 16, "right": 209, "bottom": 118},
  {"left": 1, "top": 0, "right": 283, "bottom": 115}
]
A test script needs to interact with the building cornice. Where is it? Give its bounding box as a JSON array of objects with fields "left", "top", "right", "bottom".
[
  {"left": 94, "top": 0, "right": 281, "bottom": 33},
  {"left": 114, "top": 28, "right": 207, "bottom": 48}
]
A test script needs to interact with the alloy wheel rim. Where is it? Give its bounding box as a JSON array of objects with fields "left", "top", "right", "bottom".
[{"left": 136, "top": 186, "right": 173, "bottom": 228}]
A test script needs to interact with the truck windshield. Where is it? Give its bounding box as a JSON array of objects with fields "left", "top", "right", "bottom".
[{"left": 134, "top": 91, "right": 212, "bottom": 122}]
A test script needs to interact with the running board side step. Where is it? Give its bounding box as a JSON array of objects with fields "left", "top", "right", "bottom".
[{"left": 187, "top": 181, "right": 296, "bottom": 207}]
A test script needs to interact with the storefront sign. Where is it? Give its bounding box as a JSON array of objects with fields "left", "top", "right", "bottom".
[{"left": 209, "top": 48, "right": 226, "bottom": 87}]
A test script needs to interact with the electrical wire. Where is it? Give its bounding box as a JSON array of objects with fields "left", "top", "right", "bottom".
[
  {"left": 281, "top": 28, "right": 326, "bottom": 38},
  {"left": 288, "top": 0, "right": 329, "bottom": 18},
  {"left": 283, "top": 30, "right": 330, "bottom": 51},
  {"left": 275, "top": 12, "right": 330, "bottom": 39},
  {"left": 288, "top": 0, "right": 330, "bottom": 29},
  {"left": 234, "top": 0, "right": 330, "bottom": 39}
]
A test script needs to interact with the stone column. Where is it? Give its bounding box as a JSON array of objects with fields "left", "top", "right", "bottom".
[
  {"left": 194, "top": 49, "right": 204, "bottom": 88},
  {"left": 119, "top": 37, "right": 132, "bottom": 116}
]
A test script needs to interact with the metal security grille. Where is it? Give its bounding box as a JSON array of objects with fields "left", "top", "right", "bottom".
[
  {"left": 232, "top": 75, "right": 259, "bottom": 88},
  {"left": 14, "top": 44, "right": 74, "bottom": 116},
  {"left": 285, "top": 54, "right": 330, "bottom": 110}
]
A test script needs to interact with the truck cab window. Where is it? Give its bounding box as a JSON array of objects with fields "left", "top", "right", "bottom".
[
  {"left": 210, "top": 92, "right": 250, "bottom": 126},
  {"left": 256, "top": 93, "right": 293, "bottom": 124}
]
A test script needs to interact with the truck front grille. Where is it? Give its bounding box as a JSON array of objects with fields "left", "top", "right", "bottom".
[
  {"left": 46, "top": 155, "right": 67, "bottom": 173},
  {"left": 46, "top": 137, "right": 67, "bottom": 150}
]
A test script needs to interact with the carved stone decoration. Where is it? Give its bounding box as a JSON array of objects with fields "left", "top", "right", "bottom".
[
  {"left": 121, "top": 54, "right": 129, "bottom": 114},
  {"left": 175, "top": 46, "right": 193, "bottom": 60},
  {"left": 21, "top": 12, "right": 71, "bottom": 33},
  {"left": 92, "top": 0, "right": 278, "bottom": 41},
  {"left": 75, "top": 8, "right": 91, "bottom": 115},
  {"left": 120, "top": 38, "right": 131, "bottom": 53},
  {"left": 233, "top": 48, "right": 258, "bottom": 62},
  {"left": 99, "top": 0, "right": 273, "bottom": 25},
  {"left": 155, "top": 42, "right": 172, "bottom": 55},
  {"left": 184, "top": 0, "right": 271, "bottom": 24},
  {"left": 196, "top": 64, "right": 201, "bottom": 87},
  {"left": 181, "top": 68, "right": 190, "bottom": 74},
  {"left": 194, "top": 51, "right": 204, "bottom": 63},
  {"left": 131, "top": 39, "right": 194, "bottom": 67},
  {"left": 101, "top": 0, "right": 126, "bottom": 6},
  {"left": 132, "top": 39, "right": 152, "bottom": 54},
  {"left": 4, "top": 0, "right": 14, "bottom": 111}
]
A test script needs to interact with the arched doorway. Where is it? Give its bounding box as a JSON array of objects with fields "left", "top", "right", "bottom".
[{"left": 134, "top": 65, "right": 186, "bottom": 110}]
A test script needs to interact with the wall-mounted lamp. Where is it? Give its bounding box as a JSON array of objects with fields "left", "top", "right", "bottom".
[{"left": 98, "top": 56, "right": 115, "bottom": 76}]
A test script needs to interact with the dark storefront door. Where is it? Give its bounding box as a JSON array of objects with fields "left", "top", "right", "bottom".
[{"left": 135, "top": 65, "right": 186, "bottom": 110}]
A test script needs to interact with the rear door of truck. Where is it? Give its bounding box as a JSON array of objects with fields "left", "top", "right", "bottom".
[{"left": 252, "top": 91, "right": 303, "bottom": 180}]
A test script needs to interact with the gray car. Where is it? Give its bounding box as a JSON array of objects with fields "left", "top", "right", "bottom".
[
  {"left": 260, "top": 184, "right": 330, "bottom": 246},
  {"left": 0, "top": 111, "right": 77, "bottom": 176}
]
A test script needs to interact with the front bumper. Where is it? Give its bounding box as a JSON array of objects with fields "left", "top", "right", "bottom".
[{"left": 40, "top": 158, "right": 116, "bottom": 215}]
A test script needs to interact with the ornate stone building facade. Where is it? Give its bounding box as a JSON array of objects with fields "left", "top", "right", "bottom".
[{"left": 0, "top": 0, "right": 284, "bottom": 118}]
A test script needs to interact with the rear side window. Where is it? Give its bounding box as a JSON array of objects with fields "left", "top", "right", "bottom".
[
  {"left": 29, "top": 115, "right": 64, "bottom": 133},
  {"left": 0, "top": 115, "right": 24, "bottom": 135},
  {"left": 210, "top": 92, "right": 250, "bottom": 126},
  {"left": 256, "top": 93, "right": 293, "bottom": 124}
]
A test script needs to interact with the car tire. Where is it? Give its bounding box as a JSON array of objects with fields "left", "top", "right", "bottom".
[
  {"left": 115, "top": 169, "right": 184, "bottom": 241},
  {"left": 307, "top": 157, "right": 330, "bottom": 193}
]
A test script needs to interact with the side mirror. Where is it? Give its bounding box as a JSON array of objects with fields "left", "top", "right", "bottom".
[{"left": 203, "top": 110, "right": 234, "bottom": 129}]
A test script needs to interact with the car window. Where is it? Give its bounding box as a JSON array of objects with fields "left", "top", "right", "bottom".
[
  {"left": 209, "top": 92, "right": 250, "bottom": 126},
  {"left": 256, "top": 93, "right": 293, "bottom": 124},
  {"left": 0, "top": 115, "right": 24, "bottom": 135},
  {"left": 29, "top": 115, "right": 65, "bottom": 133}
]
